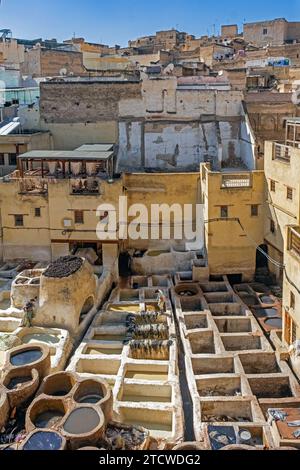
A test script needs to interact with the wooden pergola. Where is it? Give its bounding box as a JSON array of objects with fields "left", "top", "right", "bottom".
[{"left": 17, "top": 149, "right": 115, "bottom": 180}]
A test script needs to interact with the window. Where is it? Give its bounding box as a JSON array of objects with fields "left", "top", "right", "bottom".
[
  {"left": 290, "top": 291, "right": 295, "bottom": 310},
  {"left": 8, "top": 153, "right": 17, "bottom": 165},
  {"left": 35, "top": 207, "right": 41, "bottom": 217},
  {"left": 14, "top": 214, "right": 24, "bottom": 227},
  {"left": 270, "top": 219, "right": 275, "bottom": 234},
  {"left": 263, "top": 28, "right": 268, "bottom": 35},
  {"left": 74, "top": 210, "right": 84, "bottom": 224},
  {"left": 251, "top": 205, "right": 259, "bottom": 217},
  {"left": 292, "top": 321, "right": 297, "bottom": 343},
  {"left": 270, "top": 180, "right": 276, "bottom": 192},
  {"left": 287, "top": 187, "right": 293, "bottom": 200},
  {"left": 220, "top": 206, "right": 228, "bottom": 218},
  {"left": 0, "top": 153, "right": 5, "bottom": 165}
]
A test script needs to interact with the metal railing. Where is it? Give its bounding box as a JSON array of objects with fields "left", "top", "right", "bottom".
[
  {"left": 288, "top": 226, "right": 300, "bottom": 258},
  {"left": 221, "top": 174, "right": 252, "bottom": 189},
  {"left": 19, "top": 179, "right": 48, "bottom": 195},
  {"left": 273, "top": 143, "right": 291, "bottom": 163},
  {"left": 70, "top": 179, "right": 99, "bottom": 195}
]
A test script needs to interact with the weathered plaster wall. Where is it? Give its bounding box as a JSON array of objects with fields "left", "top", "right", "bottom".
[{"left": 117, "top": 79, "right": 248, "bottom": 171}]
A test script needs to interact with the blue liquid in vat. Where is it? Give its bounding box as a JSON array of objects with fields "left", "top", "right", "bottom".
[
  {"left": 23, "top": 431, "right": 63, "bottom": 450},
  {"left": 10, "top": 349, "right": 42, "bottom": 366}
]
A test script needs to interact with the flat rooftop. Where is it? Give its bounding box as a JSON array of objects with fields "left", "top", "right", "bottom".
[
  {"left": 17, "top": 150, "right": 114, "bottom": 161},
  {"left": 75, "top": 144, "right": 114, "bottom": 152}
]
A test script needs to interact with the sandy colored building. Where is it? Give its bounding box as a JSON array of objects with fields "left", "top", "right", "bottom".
[
  {"left": 0, "top": 129, "right": 52, "bottom": 176},
  {"left": 244, "top": 18, "right": 300, "bottom": 47},
  {"left": 264, "top": 118, "right": 300, "bottom": 376},
  {"left": 0, "top": 36, "right": 25, "bottom": 68},
  {"left": 21, "top": 45, "right": 86, "bottom": 77}
]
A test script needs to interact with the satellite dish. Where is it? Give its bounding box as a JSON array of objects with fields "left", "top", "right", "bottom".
[{"left": 59, "top": 68, "right": 67, "bottom": 76}]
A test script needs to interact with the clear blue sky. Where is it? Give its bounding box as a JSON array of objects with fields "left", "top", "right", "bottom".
[{"left": 0, "top": 0, "right": 299, "bottom": 46}]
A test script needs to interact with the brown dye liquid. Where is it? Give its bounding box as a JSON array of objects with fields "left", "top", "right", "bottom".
[
  {"left": 92, "top": 335, "right": 125, "bottom": 342},
  {"left": 63, "top": 407, "right": 100, "bottom": 434},
  {"left": 121, "top": 393, "right": 170, "bottom": 403},
  {"left": 107, "top": 305, "right": 140, "bottom": 312},
  {"left": 125, "top": 370, "right": 168, "bottom": 381},
  {"left": 86, "top": 347, "right": 123, "bottom": 355},
  {"left": 34, "top": 410, "right": 64, "bottom": 428},
  {"left": 7, "top": 376, "right": 32, "bottom": 390}
]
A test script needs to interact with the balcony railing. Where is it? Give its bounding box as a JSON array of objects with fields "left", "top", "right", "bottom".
[
  {"left": 273, "top": 143, "right": 291, "bottom": 163},
  {"left": 288, "top": 226, "right": 300, "bottom": 258},
  {"left": 19, "top": 179, "right": 48, "bottom": 195},
  {"left": 70, "top": 179, "right": 99, "bottom": 195},
  {"left": 221, "top": 174, "right": 252, "bottom": 189}
]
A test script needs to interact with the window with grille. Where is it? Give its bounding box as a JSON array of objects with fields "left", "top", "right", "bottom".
[
  {"left": 290, "top": 291, "right": 295, "bottom": 310},
  {"left": 270, "top": 180, "right": 276, "bottom": 192},
  {"left": 0, "top": 153, "right": 5, "bottom": 165},
  {"left": 263, "top": 28, "right": 268, "bottom": 35},
  {"left": 35, "top": 207, "right": 41, "bottom": 217},
  {"left": 220, "top": 206, "right": 228, "bottom": 218},
  {"left": 14, "top": 214, "right": 24, "bottom": 227},
  {"left": 270, "top": 219, "right": 275, "bottom": 234},
  {"left": 287, "top": 187, "right": 293, "bottom": 200},
  {"left": 251, "top": 205, "right": 258, "bottom": 217},
  {"left": 74, "top": 210, "right": 84, "bottom": 224},
  {"left": 292, "top": 320, "right": 297, "bottom": 343}
]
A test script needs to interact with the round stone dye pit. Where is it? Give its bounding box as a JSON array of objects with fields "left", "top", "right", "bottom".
[
  {"left": 23, "top": 431, "right": 63, "bottom": 450},
  {"left": 7, "top": 376, "right": 32, "bottom": 390},
  {"left": 63, "top": 407, "right": 100, "bottom": 435},
  {"left": 77, "top": 393, "right": 103, "bottom": 404},
  {"left": 34, "top": 409, "right": 65, "bottom": 429},
  {"left": 10, "top": 349, "right": 43, "bottom": 366}
]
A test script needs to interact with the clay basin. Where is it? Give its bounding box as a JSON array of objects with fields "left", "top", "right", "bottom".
[
  {"left": 21, "top": 429, "right": 67, "bottom": 450},
  {"left": 73, "top": 378, "right": 113, "bottom": 421},
  {"left": 173, "top": 442, "right": 206, "bottom": 450},
  {"left": 2, "top": 367, "right": 39, "bottom": 408},
  {"left": 38, "top": 371, "right": 77, "bottom": 398},
  {"left": 0, "top": 386, "right": 9, "bottom": 429},
  {"left": 6, "top": 343, "right": 51, "bottom": 378},
  {"left": 78, "top": 446, "right": 101, "bottom": 450},
  {"left": 174, "top": 283, "right": 201, "bottom": 297},
  {"left": 61, "top": 405, "right": 105, "bottom": 450},
  {"left": 220, "top": 444, "right": 256, "bottom": 450},
  {"left": 26, "top": 397, "right": 68, "bottom": 432}
]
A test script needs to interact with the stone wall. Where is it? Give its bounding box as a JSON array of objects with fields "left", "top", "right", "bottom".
[{"left": 40, "top": 81, "right": 142, "bottom": 123}]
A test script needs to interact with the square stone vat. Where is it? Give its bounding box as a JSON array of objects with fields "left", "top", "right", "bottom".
[
  {"left": 184, "top": 313, "right": 208, "bottom": 330},
  {"left": 118, "top": 406, "right": 173, "bottom": 438},
  {"left": 188, "top": 330, "right": 215, "bottom": 354},
  {"left": 214, "top": 317, "right": 252, "bottom": 333},
  {"left": 221, "top": 334, "right": 262, "bottom": 351},
  {"left": 197, "top": 375, "right": 242, "bottom": 397},
  {"left": 238, "top": 352, "right": 281, "bottom": 374},
  {"left": 192, "top": 356, "right": 235, "bottom": 375},
  {"left": 248, "top": 376, "right": 293, "bottom": 399},
  {"left": 124, "top": 363, "right": 169, "bottom": 382},
  {"left": 201, "top": 399, "right": 254, "bottom": 423},
  {"left": 75, "top": 358, "right": 121, "bottom": 376},
  {"left": 117, "top": 383, "right": 172, "bottom": 403},
  {"left": 82, "top": 344, "right": 124, "bottom": 356}
]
